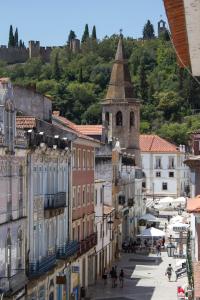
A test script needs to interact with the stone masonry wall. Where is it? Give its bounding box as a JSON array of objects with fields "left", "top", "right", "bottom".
[{"left": 0, "top": 46, "right": 29, "bottom": 63}]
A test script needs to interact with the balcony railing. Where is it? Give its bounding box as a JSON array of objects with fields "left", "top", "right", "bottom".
[
  {"left": 29, "top": 253, "right": 56, "bottom": 278},
  {"left": 77, "top": 233, "right": 97, "bottom": 257},
  {"left": 44, "top": 192, "right": 66, "bottom": 209},
  {"left": 0, "top": 270, "right": 27, "bottom": 296},
  {"left": 56, "top": 241, "right": 80, "bottom": 259}
]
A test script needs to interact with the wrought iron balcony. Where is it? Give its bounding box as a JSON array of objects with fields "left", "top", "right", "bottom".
[
  {"left": 0, "top": 270, "right": 27, "bottom": 296},
  {"left": 44, "top": 192, "right": 66, "bottom": 209},
  {"left": 77, "top": 233, "right": 97, "bottom": 257},
  {"left": 29, "top": 253, "right": 56, "bottom": 278},
  {"left": 56, "top": 241, "right": 80, "bottom": 259}
]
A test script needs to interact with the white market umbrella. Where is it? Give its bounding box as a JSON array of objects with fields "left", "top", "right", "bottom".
[
  {"left": 140, "top": 227, "right": 165, "bottom": 237},
  {"left": 174, "top": 197, "right": 186, "bottom": 204},
  {"left": 170, "top": 215, "right": 184, "bottom": 224},
  {"left": 139, "top": 213, "right": 159, "bottom": 222},
  {"left": 159, "top": 197, "right": 174, "bottom": 203}
]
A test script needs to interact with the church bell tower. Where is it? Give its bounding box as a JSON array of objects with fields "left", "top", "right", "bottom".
[{"left": 102, "top": 36, "right": 141, "bottom": 166}]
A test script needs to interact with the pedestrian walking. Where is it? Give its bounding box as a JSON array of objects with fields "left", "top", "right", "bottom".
[
  {"left": 156, "top": 242, "right": 161, "bottom": 256},
  {"left": 165, "top": 264, "right": 174, "bottom": 281},
  {"left": 110, "top": 267, "right": 116, "bottom": 288},
  {"left": 102, "top": 268, "right": 108, "bottom": 285},
  {"left": 162, "top": 236, "right": 165, "bottom": 247},
  {"left": 119, "top": 269, "right": 124, "bottom": 288}
]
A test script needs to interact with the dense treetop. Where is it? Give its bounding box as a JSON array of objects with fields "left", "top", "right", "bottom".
[{"left": 1, "top": 25, "right": 200, "bottom": 146}]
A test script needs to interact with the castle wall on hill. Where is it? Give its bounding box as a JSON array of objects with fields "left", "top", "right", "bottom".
[{"left": 0, "top": 46, "right": 29, "bottom": 63}]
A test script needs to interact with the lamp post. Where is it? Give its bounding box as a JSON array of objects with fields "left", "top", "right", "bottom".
[{"left": 167, "top": 235, "right": 176, "bottom": 257}]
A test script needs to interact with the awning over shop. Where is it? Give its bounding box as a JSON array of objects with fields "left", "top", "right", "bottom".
[{"left": 103, "top": 205, "right": 115, "bottom": 215}]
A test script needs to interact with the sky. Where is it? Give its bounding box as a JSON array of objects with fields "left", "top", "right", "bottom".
[{"left": 0, "top": 0, "right": 167, "bottom": 46}]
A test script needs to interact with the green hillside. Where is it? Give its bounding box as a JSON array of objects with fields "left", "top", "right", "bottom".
[{"left": 1, "top": 32, "right": 200, "bottom": 145}]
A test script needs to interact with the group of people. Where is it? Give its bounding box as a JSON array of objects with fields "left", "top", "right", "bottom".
[{"left": 102, "top": 267, "right": 124, "bottom": 288}]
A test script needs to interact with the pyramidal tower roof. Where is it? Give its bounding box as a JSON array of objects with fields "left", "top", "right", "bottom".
[{"left": 105, "top": 36, "right": 135, "bottom": 102}]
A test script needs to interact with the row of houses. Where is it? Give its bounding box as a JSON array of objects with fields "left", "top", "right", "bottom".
[{"left": 0, "top": 36, "right": 146, "bottom": 300}]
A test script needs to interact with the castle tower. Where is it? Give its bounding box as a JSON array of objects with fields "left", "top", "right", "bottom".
[
  {"left": 102, "top": 36, "right": 141, "bottom": 166},
  {"left": 158, "top": 19, "right": 167, "bottom": 37}
]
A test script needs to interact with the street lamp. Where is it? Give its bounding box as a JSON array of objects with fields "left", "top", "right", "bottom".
[{"left": 167, "top": 235, "right": 176, "bottom": 257}]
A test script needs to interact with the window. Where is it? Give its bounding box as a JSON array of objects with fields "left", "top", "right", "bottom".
[
  {"left": 83, "top": 150, "right": 86, "bottom": 169},
  {"left": 82, "top": 186, "right": 85, "bottom": 204},
  {"left": 6, "top": 228, "right": 12, "bottom": 277},
  {"left": 17, "top": 227, "right": 22, "bottom": 268},
  {"left": 116, "top": 111, "right": 123, "bottom": 126},
  {"left": 156, "top": 172, "right": 161, "bottom": 177},
  {"left": 155, "top": 157, "right": 161, "bottom": 169},
  {"left": 72, "top": 148, "right": 76, "bottom": 169},
  {"left": 87, "top": 185, "right": 90, "bottom": 203},
  {"left": 162, "top": 182, "right": 168, "bottom": 190},
  {"left": 77, "top": 186, "right": 81, "bottom": 206},
  {"left": 168, "top": 157, "right": 175, "bottom": 169},
  {"left": 95, "top": 189, "right": 98, "bottom": 205},
  {"left": 100, "top": 224, "right": 103, "bottom": 238},
  {"left": 91, "top": 151, "right": 94, "bottom": 169},
  {"left": 78, "top": 149, "right": 81, "bottom": 169},
  {"left": 169, "top": 172, "right": 174, "bottom": 178},
  {"left": 87, "top": 150, "right": 90, "bottom": 169},
  {"left": 100, "top": 187, "right": 103, "bottom": 203},
  {"left": 90, "top": 184, "right": 94, "bottom": 204},
  {"left": 73, "top": 187, "right": 76, "bottom": 208},
  {"left": 130, "top": 111, "right": 135, "bottom": 127},
  {"left": 142, "top": 181, "right": 146, "bottom": 188}
]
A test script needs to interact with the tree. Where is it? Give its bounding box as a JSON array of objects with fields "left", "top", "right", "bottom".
[
  {"left": 52, "top": 53, "right": 61, "bottom": 80},
  {"left": 91, "top": 26, "right": 97, "bottom": 40},
  {"left": 78, "top": 67, "right": 83, "bottom": 83},
  {"left": 8, "top": 25, "right": 15, "bottom": 47},
  {"left": 68, "top": 30, "right": 76, "bottom": 44},
  {"left": 14, "top": 28, "right": 19, "bottom": 47},
  {"left": 139, "top": 57, "right": 148, "bottom": 100},
  {"left": 82, "top": 24, "right": 89, "bottom": 43},
  {"left": 143, "top": 20, "right": 155, "bottom": 40}
]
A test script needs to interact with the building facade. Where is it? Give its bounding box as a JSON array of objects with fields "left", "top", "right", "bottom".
[
  {"left": 140, "top": 135, "right": 190, "bottom": 199},
  {"left": 0, "top": 78, "right": 27, "bottom": 299}
]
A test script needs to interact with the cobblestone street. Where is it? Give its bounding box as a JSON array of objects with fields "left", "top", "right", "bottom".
[{"left": 87, "top": 251, "right": 187, "bottom": 300}]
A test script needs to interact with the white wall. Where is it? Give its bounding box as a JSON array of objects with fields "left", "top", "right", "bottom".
[{"left": 141, "top": 151, "right": 190, "bottom": 198}]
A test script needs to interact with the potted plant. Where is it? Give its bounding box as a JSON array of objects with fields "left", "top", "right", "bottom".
[{"left": 138, "top": 219, "right": 146, "bottom": 233}]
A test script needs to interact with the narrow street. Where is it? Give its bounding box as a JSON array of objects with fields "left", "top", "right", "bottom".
[{"left": 87, "top": 251, "right": 187, "bottom": 300}]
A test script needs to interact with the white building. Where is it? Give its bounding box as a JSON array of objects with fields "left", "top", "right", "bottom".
[
  {"left": 94, "top": 179, "right": 114, "bottom": 279},
  {"left": 140, "top": 135, "right": 190, "bottom": 199}
]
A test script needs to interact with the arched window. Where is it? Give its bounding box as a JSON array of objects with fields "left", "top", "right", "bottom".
[
  {"left": 130, "top": 112, "right": 135, "bottom": 127},
  {"left": 116, "top": 111, "right": 123, "bottom": 126},
  {"left": 105, "top": 112, "right": 109, "bottom": 126},
  {"left": 5, "top": 228, "right": 12, "bottom": 277},
  {"left": 17, "top": 227, "right": 23, "bottom": 268}
]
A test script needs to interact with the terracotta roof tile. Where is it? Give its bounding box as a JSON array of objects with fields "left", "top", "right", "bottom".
[
  {"left": 75, "top": 125, "right": 103, "bottom": 135},
  {"left": 52, "top": 114, "right": 99, "bottom": 143},
  {"left": 16, "top": 116, "right": 36, "bottom": 129},
  {"left": 187, "top": 195, "right": 200, "bottom": 213},
  {"left": 140, "top": 134, "right": 179, "bottom": 153}
]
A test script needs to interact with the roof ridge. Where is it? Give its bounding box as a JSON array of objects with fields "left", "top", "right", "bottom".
[{"left": 149, "top": 135, "right": 155, "bottom": 151}]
